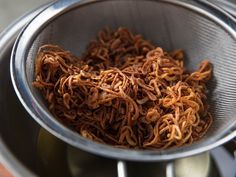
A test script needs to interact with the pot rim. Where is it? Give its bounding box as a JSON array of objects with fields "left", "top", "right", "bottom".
[{"left": 0, "top": 3, "right": 52, "bottom": 177}]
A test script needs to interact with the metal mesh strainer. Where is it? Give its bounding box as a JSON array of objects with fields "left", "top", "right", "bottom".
[{"left": 10, "top": 0, "right": 236, "bottom": 161}]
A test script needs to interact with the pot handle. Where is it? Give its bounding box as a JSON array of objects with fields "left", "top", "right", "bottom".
[
  {"left": 166, "top": 162, "right": 175, "bottom": 177},
  {"left": 116, "top": 160, "right": 175, "bottom": 177},
  {"left": 117, "top": 160, "right": 127, "bottom": 177}
]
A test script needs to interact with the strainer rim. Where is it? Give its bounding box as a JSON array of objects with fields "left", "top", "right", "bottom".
[{"left": 10, "top": 0, "right": 236, "bottom": 161}]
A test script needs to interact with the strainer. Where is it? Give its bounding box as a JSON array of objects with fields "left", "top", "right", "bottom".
[{"left": 10, "top": 0, "right": 236, "bottom": 164}]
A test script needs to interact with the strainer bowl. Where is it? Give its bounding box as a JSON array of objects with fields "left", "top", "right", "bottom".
[{"left": 10, "top": 0, "right": 236, "bottom": 161}]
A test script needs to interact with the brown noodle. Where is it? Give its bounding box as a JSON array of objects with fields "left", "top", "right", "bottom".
[{"left": 33, "top": 27, "right": 213, "bottom": 149}]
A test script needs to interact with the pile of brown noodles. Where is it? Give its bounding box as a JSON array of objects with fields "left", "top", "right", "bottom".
[{"left": 33, "top": 27, "right": 213, "bottom": 149}]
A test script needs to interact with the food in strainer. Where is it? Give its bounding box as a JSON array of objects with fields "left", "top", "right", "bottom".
[{"left": 33, "top": 27, "right": 212, "bottom": 149}]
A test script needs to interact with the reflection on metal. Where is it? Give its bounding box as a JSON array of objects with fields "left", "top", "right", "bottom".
[
  {"left": 67, "top": 142, "right": 117, "bottom": 177},
  {"left": 175, "top": 153, "right": 210, "bottom": 177},
  {"left": 37, "top": 128, "right": 70, "bottom": 177},
  {"left": 166, "top": 162, "right": 175, "bottom": 177},
  {"left": 209, "top": 0, "right": 236, "bottom": 17},
  {"left": 117, "top": 161, "right": 127, "bottom": 177}
]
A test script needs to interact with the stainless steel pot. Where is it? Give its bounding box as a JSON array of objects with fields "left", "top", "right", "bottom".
[
  {"left": 0, "top": 5, "right": 47, "bottom": 177},
  {"left": 1, "top": 1, "right": 236, "bottom": 177}
]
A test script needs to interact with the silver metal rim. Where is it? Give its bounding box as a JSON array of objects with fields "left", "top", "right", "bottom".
[
  {"left": 10, "top": 0, "right": 236, "bottom": 161},
  {"left": 0, "top": 3, "right": 53, "bottom": 177}
]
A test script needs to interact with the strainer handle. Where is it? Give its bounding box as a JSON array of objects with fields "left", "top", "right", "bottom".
[
  {"left": 117, "top": 161, "right": 127, "bottom": 177},
  {"left": 116, "top": 160, "right": 175, "bottom": 177},
  {"left": 166, "top": 162, "right": 175, "bottom": 177}
]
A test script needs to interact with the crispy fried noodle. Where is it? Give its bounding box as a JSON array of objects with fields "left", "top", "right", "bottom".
[{"left": 33, "top": 27, "right": 213, "bottom": 149}]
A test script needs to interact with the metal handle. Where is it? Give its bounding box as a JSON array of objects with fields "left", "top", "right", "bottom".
[
  {"left": 116, "top": 160, "right": 175, "bottom": 177},
  {"left": 166, "top": 162, "right": 175, "bottom": 177},
  {"left": 117, "top": 160, "right": 127, "bottom": 177}
]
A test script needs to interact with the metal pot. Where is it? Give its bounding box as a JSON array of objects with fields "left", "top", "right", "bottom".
[
  {"left": 1, "top": 1, "right": 236, "bottom": 177},
  {"left": 0, "top": 4, "right": 55, "bottom": 177}
]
